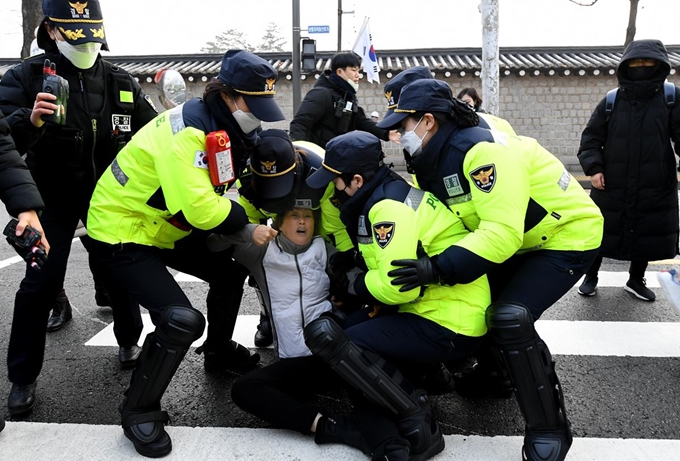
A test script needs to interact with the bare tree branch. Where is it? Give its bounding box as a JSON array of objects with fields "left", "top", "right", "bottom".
[
  {"left": 21, "top": 0, "right": 42, "bottom": 58},
  {"left": 568, "top": 0, "right": 598, "bottom": 6},
  {"left": 624, "top": 0, "right": 639, "bottom": 47}
]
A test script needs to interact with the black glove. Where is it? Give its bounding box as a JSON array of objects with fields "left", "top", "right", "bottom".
[
  {"left": 3, "top": 219, "right": 47, "bottom": 270},
  {"left": 388, "top": 256, "right": 440, "bottom": 293}
]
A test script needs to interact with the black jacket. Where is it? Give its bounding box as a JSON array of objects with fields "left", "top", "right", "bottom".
[
  {"left": 289, "top": 72, "right": 388, "bottom": 148},
  {"left": 578, "top": 40, "right": 680, "bottom": 261},
  {"left": 0, "top": 109, "right": 43, "bottom": 217},
  {"left": 0, "top": 51, "right": 157, "bottom": 204}
]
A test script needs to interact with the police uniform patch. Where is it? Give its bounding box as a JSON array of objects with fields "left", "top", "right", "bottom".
[
  {"left": 469, "top": 164, "right": 496, "bottom": 193},
  {"left": 373, "top": 222, "right": 395, "bottom": 249},
  {"left": 194, "top": 150, "right": 209, "bottom": 169},
  {"left": 112, "top": 114, "right": 131, "bottom": 132}
]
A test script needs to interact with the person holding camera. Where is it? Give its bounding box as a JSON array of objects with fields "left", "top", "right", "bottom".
[
  {"left": 0, "top": 108, "right": 48, "bottom": 433},
  {"left": 289, "top": 52, "right": 400, "bottom": 149},
  {"left": 0, "top": 0, "right": 158, "bottom": 418}
]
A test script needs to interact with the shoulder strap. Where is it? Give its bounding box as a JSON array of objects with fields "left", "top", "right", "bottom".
[
  {"left": 604, "top": 88, "right": 618, "bottom": 120},
  {"left": 104, "top": 61, "right": 135, "bottom": 112},
  {"left": 664, "top": 81, "right": 676, "bottom": 108}
]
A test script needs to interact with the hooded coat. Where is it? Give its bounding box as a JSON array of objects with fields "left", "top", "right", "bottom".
[{"left": 578, "top": 40, "right": 680, "bottom": 261}]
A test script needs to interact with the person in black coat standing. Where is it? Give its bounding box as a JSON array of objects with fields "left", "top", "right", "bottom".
[
  {"left": 0, "top": 0, "right": 158, "bottom": 418},
  {"left": 577, "top": 39, "right": 680, "bottom": 300},
  {"left": 289, "top": 52, "right": 400, "bottom": 148},
  {"left": 0, "top": 108, "right": 46, "bottom": 433}
]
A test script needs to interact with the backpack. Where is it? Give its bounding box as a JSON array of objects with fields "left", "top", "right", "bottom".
[{"left": 605, "top": 81, "right": 676, "bottom": 120}]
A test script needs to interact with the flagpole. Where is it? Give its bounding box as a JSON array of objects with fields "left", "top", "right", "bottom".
[{"left": 352, "top": 17, "right": 368, "bottom": 54}]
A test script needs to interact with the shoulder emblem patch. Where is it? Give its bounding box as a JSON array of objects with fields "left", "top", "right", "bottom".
[
  {"left": 469, "top": 164, "right": 496, "bottom": 193},
  {"left": 373, "top": 222, "right": 395, "bottom": 249}
]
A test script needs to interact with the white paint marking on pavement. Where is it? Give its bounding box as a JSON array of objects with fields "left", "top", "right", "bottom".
[
  {"left": 84, "top": 313, "right": 270, "bottom": 349},
  {"left": 85, "top": 315, "right": 679, "bottom": 357},
  {"left": 173, "top": 270, "right": 668, "bottom": 288},
  {"left": 535, "top": 321, "right": 680, "bottom": 357},
  {"left": 3, "top": 422, "right": 680, "bottom": 461},
  {"left": 0, "top": 254, "right": 23, "bottom": 269}
]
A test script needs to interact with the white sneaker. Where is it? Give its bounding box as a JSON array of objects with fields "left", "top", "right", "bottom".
[{"left": 657, "top": 269, "right": 680, "bottom": 313}]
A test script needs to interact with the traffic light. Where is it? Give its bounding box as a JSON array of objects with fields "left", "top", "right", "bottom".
[{"left": 301, "top": 38, "right": 316, "bottom": 72}]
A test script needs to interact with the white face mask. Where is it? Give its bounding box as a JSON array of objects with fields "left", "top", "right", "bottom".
[
  {"left": 232, "top": 108, "right": 261, "bottom": 134},
  {"left": 401, "top": 117, "right": 428, "bottom": 158},
  {"left": 56, "top": 41, "right": 101, "bottom": 69},
  {"left": 341, "top": 70, "right": 359, "bottom": 92}
]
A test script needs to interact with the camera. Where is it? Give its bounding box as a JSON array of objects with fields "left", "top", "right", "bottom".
[{"left": 42, "top": 59, "right": 69, "bottom": 125}]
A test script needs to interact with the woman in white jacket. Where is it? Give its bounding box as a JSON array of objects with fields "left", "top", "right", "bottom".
[{"left": 208, "top": 207, "right": 371, "bottom": 455}]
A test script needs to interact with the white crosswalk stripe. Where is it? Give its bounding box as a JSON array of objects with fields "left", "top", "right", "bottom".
[{"left": 3, "top": 260, "right": 680, "bottom": 460}]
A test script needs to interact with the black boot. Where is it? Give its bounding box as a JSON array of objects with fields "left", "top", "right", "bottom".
[
  {"left": 195, "top": 340, "right": 260, "bottom": 372},
  {"left": 46, "top": 290, "right": 73, "bottom": 332},
  {"left": 121, "top": 306, "right": 205, "bottom": 458},
  {"left": 314, "top": 413, "right": 371, "bottom": 455},
  {"left": 254, "top": 314, "right": 273, "bottom": 348},
  {"left": 8, "top": 382, "right": 37, "bottom": 417},
  {"left": 371, "top": 438, "right": 410, "bottom": 461},
  {"left": 397, "top": 389, "right": 445, "bottom": 461},
  {"left": 452, "top": 338, "right": 513, "bottom": 399},
  {"left": 95, "top": 284, "right": 113, "bottom": 307}
]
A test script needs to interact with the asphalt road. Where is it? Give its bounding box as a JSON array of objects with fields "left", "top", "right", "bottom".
[{"left": 0, "top": 198, "right": 679, "bottom": 461}]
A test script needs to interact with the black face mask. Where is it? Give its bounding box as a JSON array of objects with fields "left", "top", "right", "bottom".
[
  {"left": 628, "top": 66, "right": 657, "bottom": 81},
  {"left": 331, "top": 187, "right": 352, "bottom": 209}
]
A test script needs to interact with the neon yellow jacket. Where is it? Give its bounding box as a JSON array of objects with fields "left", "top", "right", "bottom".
[
  {"left": 352, "top": 177, "right": 490, "bottom": 337},
  {"left": 88, "top": 100, "right": 245, "bottom": 249},
  {"left": 410, "top": 123, "right": 603, "bottom": 285}
]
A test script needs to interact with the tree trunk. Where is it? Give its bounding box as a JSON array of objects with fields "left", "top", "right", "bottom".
[
  {"left": 21, "top": 0, "right": 43, "bottom": 58},
  {"left": 480, "top": 0, "right": 500, "bottom": 116},
  {"left": 624, "top": 0, "right": 639, "bottom": 47}
]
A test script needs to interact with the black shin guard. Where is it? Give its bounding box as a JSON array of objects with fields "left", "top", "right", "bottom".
[
  {"left": 122, "top": 305, "right": 205, "bottom": 458},
  {"left": 199, "top": 287, "right": 260, "bottom": 370},
  {"left": 486, "top": 302, "right": 572, "bottom": 461},
  {"left": 304, "top": 317, "right": 444, "bottom": 459}
]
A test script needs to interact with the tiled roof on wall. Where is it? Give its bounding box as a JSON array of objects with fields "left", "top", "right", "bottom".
[{"left": 1, "top": 46, "right": 678, "bottom": 80}]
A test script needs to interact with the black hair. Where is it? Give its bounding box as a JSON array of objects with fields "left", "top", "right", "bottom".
[
  {"left": 274, "top": 207, "right": 322, "bottom": 236},
  {"left": 409, "top": 100, "right": 479, "bottom": 128},
  {"left": 331, "top": 52, "right": 361, "bottom": 72},
  {"left": 408, "top": 111, "right": 450, "bottom": 126},
  {"left": 39, "top": 19, "right": 59, "bottom": 52},
  {"left": 203, "top": 80, "right": 238, "bottom": 100},
  {"left": 339, "top": 169, "right": 378, "bottom": 187},
  {"left": 456, "top": 87, "right": 483, "bottom": 110}
]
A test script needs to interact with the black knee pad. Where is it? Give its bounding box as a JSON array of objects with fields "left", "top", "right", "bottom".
[
  {"left": 486, "top": 302, "right": 535, "bottom": 346},
  {"left": 304, "top": 317, "right": 419, "bottom": 418},
  {"left": 156, "top": 305, "right": 205, "bottom": 346},
  {"left": 485, "top": 302, "right": 566, "bottom": 431}
]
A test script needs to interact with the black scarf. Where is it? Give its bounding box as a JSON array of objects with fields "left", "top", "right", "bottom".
[
  {"left": 329, "top": 73, "right": 356, "bottom": 97},
  {"left": 339, "top": 166, "right": 399, "bottom": 237}
]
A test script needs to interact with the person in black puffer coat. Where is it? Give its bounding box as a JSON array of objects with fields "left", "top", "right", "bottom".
[
  {"left": 0, "top": 108, "right": 46, "bottom": 434},
  {"left": 0, "top": 0, "right": 158, "bottom": 419},
  {"left": 577, "top": 39, "right": 680, "bottom": 301},
  {"left": 289, "top": 52, "right": 400, "bottom": 148}
]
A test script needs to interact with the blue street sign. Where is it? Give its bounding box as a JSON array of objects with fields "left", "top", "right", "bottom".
[{"left": 308, "top": 25, "right": 330, "bottom": 34}]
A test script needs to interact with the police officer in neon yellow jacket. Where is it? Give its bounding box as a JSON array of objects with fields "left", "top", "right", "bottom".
[
  {"left": 303, "top": 131, "right": 491, "bottom": 460},
  {"left": 86, "top": 50, "right": 282, "bottom": 458},
  {"left": 377, "top": 79, "right": 603, "bottom": 461}
]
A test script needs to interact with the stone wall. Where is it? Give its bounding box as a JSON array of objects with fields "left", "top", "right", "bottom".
[{"left": 141, "top": 73, "right": 679, "bottom": 175}]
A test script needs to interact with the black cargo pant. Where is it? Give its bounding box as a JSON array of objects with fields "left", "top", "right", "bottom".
[
  {"left": 89, "top": 231, "right": 248, "bottom": 348},
  {"left": 7, "top": 197, "right": 141, "bottom": 385}
]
